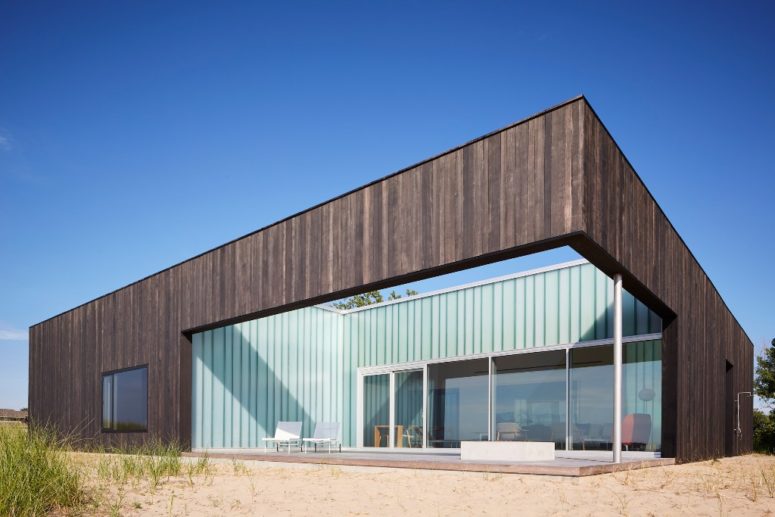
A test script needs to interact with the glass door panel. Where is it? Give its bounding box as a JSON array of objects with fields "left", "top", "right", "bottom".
[
  {"left": 493, "top": 350, "right": 566, "bottom": 449},
  {"left": 622, "top": 339, "right": 662, "bottom": 452},
  {"left": 570, "top": 345, "right": 613, "bottom": 450},
  {"left": 427, "top": 359, "right": 489, "bottom": 448},
  {"left": 363, "top": 374, "right": 390, "bottom": 447},
  {"left": 394, "top": 370, "right": 424, "bottom": 448},
  {"left": 570, "top": 341, "right": 663, "bottom": 452}
]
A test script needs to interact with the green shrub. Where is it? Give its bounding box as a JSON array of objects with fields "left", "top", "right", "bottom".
[
  {"left": 754, "top": 409, "right": 775, "bottom": 454},
  {"left": 0, "top": 425, "right": 87, "bottom": 516}
]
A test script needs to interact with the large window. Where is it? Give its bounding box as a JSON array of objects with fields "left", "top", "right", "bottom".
[
  {"left": 569, "top": 346, "right": 613, "bottom": 450},
  {"left": 427, "top": 359, "right": 489, "bottom": 448},
  {"left": 493, "top": 350, "right": 566, "bottom": 448},
  {"left": 102, "top": 366, "right": 148, "bottom": 432},
  {"left": 360, "top": 339, "right": 661, "bottom": 452},
  {"left": 569, "top": 340, "right": 661, "bottom": 452}
]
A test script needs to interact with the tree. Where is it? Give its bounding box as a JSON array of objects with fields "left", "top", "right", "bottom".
[
  {"left": 753, "top": 338, "right": 775, "bottom": 453},
  {"left": 755, "top": 338, "right": 775, "bottom": 407},
  {"left": 388, "top": 289, "right": 418, "bottom": 300},
  {"left": 333, "top": 288, "right": 418, "bottom": 310},
  {"left": 332, "top": 291, "right": 383, "bottom": 310},
  {"left": 754, "top": 409, "right": 775, "bottom": 453}
]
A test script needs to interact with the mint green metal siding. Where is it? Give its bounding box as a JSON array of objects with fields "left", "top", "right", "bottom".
[
  {"left": 192, "top": 307, "right": 343, "bottom": 449},
  {"left": 350, "top": 263, "right": 659, "bottom": 367},
  {"left": 193, "top": 262, "right": 661, "bottom": 449}
]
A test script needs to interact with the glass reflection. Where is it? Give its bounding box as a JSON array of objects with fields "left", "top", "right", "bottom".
[
  {"left": 102, "top": 366, "right": 148, "bottom": 432},
  {"left": 570, "top": 346, "right": 613, "bottom": 450},
  {"left": 428, "top": 359, "right": 489, "bottom": 448},
  {"left": 394, "top": 370, "right": 424, "bottom": 447},
  {"left": 493, "top": 350, "right": 566, "bottom": 449},
  {"left": 362, "top": 374, "right": 390, "bottom": 447},
  {"left": 362, "top": 339, "right": 661, "bottom": 452},
  {"left": 570, "top": 340, "right": 662, "bottom": 452},
  {"left": 623, "top": 340, "right": 661, "bottom": 452}
]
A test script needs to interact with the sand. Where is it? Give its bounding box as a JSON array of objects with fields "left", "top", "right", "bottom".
[{"left": 78, "top": 454, "right": 775, "bottom": 516}]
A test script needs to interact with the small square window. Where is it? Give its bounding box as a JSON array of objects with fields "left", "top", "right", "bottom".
[{"left": 102, "top": 366, "right": 148, "bottom": 432}]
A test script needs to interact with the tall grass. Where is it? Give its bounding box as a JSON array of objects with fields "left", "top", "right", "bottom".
[
  {"left": 0, "top": 425, "right": 87, "bottom": 516},
  {"left": 95, "top": 438, "right": 183, "bottom": 491}
]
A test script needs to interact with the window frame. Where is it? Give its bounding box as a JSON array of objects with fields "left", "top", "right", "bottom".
[{"left": 101, "top": 364, "right": 149, "bottom": 434}]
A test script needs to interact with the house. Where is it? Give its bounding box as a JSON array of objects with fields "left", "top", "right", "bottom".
[
  {"left": 0, "top": 409, "right": 28, "bottom": 423},
  {"left": 29, "top": 97, "right": 753, "bottom": 462}
]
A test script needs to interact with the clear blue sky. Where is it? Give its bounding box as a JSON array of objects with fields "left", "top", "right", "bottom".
[{"left": 1, "top": 1, "right": 773, "bottom": 410}]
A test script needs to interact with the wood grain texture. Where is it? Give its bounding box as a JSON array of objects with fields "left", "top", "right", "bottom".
[
  {"left": 28, "top": 97, "right": 752, "bottom": 460},
  {"left": 577, "top": 103, "right": 753, "bottom": 460}
]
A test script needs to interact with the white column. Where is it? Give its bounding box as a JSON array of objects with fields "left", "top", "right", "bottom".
[
  {"left": 389, "top": 372, "right": 396, "bottom": 448},
  {"left": 488, "top": 357, "right": 493, "bottom": 441},
  {"left": 613, "top": 273, "right": 623, "bottom": 463},
  {"left": 422, "top": 364, "right": 428, "bottom": 449}
]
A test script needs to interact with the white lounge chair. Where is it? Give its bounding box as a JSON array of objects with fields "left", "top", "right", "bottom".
[
  {"left": 496, "top": 422, "right": 521, "bottom": 441},
  {"left": 302, "top": 422, "right": 341, "bottom": 453},
  {"left": 262, "top": 421, "right": 303, "bottom": 453}
]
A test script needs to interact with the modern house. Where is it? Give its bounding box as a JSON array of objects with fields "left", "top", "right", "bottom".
[
  {"left": 0, "top": 409, "right": 28, "bottom": 423},
  {"left": 29, "top": 96, "right": 753, "bottom": 462}
]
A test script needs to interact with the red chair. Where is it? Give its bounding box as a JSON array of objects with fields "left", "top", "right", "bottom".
[{"left": 622, "top": 413, "right": 652, "bottom": 451}]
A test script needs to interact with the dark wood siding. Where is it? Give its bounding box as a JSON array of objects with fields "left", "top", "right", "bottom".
[
  {"left": 29, "top": 97, "right": 752, "bottom": 460},
  {"left": 578, "top": 104, "right": 754, "bottom": 460}
]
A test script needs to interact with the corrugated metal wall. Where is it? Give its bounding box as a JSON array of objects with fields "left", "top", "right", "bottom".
[
  {"left": 193, "top": 262, "right": 662, "bottom": 449},
  {"left": 192, "top": 307, "right": 343, "bottom": 449}
]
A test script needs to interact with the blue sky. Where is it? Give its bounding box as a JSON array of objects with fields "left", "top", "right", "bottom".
[{"left": 1, "top": 1, "right": 773, "bottom": 410}]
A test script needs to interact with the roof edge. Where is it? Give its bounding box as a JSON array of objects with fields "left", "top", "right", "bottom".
[{"left": 580, "top": 96, "right": 755, "bottom": 349}]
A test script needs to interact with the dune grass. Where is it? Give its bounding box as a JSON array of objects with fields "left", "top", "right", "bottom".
[
  {"left": 0, "top": 424, "right": 87, "bottom": 516},
  {"left": 94, "top": 438, "right": 184, "bottom": 490},
  {"left": 0, "top": 424, "right": 195, "bottom": 516}
]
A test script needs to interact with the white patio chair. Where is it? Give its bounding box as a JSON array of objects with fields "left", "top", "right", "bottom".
[
  {"left": 302, "top": 422, "right": 341, "bottom": 453},
  {"left": 496, "top": 422, "right": 521, "bottom": 441},
  {"left": 262, "top": 421, "right": 303, "bottom": 453}
]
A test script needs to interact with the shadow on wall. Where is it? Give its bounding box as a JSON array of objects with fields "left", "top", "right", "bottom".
[{"left": 192, "top": 307, "right": 343, "bottom": 449}]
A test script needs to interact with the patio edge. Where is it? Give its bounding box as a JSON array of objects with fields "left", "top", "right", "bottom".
[{"left": 183, "top": 451, "right": 676, "bottom": 477}]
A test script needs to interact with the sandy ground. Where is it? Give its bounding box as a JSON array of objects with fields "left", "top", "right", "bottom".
[{"left": 76, "top": 454, "right": 775, "bottom": 516}]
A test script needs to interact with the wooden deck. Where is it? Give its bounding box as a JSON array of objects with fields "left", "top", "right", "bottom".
[{"left": 184, "top": 450, "right": 675, "bottom": 477}]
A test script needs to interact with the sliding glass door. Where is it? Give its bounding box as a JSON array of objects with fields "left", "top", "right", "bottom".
[
  {"left": 492, "top": 350, "right": 566, "bottom": 448},
  {"left": 362, "top": 369, "right": 425, "bottom": 448},
  {"left": 362, "top": 374, "right": 390, "bottom": 447},
  {"left": 427, "top": 359, "right": 489, "bottom": 448},
  {"left": 394, "top": 370, "right": 424, "bottom": 448},
  {"left": 569, "top": 341, "right": 662, "bottom": 452},
  {"left": 360, "top": 338, "right": 661, "bottom": 452}
]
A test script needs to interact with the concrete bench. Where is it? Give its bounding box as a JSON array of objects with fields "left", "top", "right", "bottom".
[{"left": 461, "top": 441, "right": 555, "bottom": 462}]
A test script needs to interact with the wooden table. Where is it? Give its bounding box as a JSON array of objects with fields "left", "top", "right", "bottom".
[{"left": 373, "top": 425, "right": 404, "bottom": 447}]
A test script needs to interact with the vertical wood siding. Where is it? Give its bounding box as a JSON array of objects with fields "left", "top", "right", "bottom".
[{"left": 580, "top": 106, "right": 754, "bottom": 460}]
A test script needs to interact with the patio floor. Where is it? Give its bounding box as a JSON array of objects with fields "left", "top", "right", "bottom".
[{"left": 184, "top": 448, "right": 675, "bottom": 477}]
